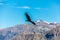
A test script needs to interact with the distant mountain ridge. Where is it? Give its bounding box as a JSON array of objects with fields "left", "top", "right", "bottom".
[{"left": 0, "top": 20, "right": 60, "bottom": 40}]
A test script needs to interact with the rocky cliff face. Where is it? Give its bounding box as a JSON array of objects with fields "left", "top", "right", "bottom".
[
  {"left": 10, "top": 26, "right": 60, "bottom": 40},
  {"left": 0, "top": 20, "right": 60, "bottom": 40}
]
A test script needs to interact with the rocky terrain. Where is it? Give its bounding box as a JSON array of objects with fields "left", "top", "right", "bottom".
[{"left": 0, "top": 20, "right": 60, "bottom": 40}]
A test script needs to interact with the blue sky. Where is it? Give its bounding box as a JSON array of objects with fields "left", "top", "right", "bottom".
[{"left": 0, "top": 0, "right": 60, "bottom": 28}]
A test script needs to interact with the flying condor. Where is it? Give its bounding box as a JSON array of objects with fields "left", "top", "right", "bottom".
[{"left": 25, "top": 12, "right": 36, "bottom": 25}]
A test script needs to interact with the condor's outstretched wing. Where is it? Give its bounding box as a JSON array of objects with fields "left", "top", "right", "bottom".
[
  {"left": 25, "top": 12, "right": 31, "bottom": 21},
  {"left": 31, "top": 21, "right": 36, "bottom": 25}
]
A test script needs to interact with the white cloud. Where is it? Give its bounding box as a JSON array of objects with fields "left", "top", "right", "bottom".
[
  {"left": 17, "top": 6, "right": 31, "bottom": 9},
  {"left": 16, "top": 6, "right": 48, "bottom": 10},
  {"left": 34, "top": 7, "right": 48, "bottom": 10}
]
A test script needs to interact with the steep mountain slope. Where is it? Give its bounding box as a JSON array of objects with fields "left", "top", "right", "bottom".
[
  {"left": 10, "top": 24, "right": 60, "bottom": 40},
  {"left": 0, "top": 20, "right": 60, "bottom": 40}
]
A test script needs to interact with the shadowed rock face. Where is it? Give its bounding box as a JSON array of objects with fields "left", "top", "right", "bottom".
[
  {"left": 45, "top": 32, "right": 54, "bottom": 40},
  {"left": 0, "top": 35, "right": 5, "bottom": 40}
]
